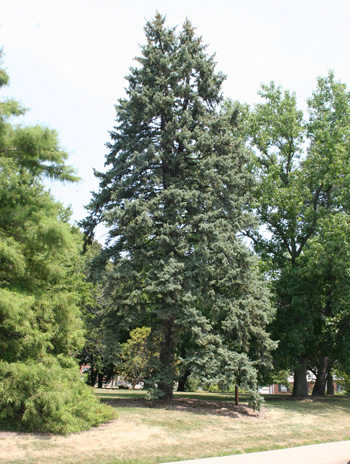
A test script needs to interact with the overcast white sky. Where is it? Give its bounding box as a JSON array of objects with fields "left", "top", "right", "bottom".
[{"left": 1, "top": 0, "right": 350, "bottom": 236}]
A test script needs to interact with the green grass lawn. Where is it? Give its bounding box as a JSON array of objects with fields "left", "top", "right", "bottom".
[{"left": 1, "top": 390, "right": 350, "bottom": 464}]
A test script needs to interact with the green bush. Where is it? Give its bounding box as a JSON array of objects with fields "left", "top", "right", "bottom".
[
  {"left": 207, "top": 384, "right": 220, "bottom": 393},
  {"left": 0, "top": 355, "right": 116, "bottom": 434},
  {"left": 185, "top": 376, "right": 200, "bottom": 392},
  {"left": 334, "top": 369, "right": 350, "bottom": 394}
]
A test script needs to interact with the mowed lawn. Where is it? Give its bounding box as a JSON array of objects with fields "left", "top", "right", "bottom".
[{"left": 1, "top": 390, "right": 350, "bottom": 464}]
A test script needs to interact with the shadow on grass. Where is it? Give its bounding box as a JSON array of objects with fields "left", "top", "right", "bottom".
[
  {"left": 96, "top": 389, "right": 250, "bottom": 402},
  {"left": 263, "top": 395, "right": 350, "bottom": 415},
  {"left": 96, "top": 389, "right": 350, "bottom": 419}
]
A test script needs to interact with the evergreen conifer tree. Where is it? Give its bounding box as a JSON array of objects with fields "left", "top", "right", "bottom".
[
  {"left": 83, "top": 14, "right": 275, "bottom": 402},
  {"left": 0, "top": 52, "right": 115, "bottom": 433}
]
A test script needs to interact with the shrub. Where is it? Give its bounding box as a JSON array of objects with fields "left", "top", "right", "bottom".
[
  {"left": 0, "top": 355, "right": 116, "bottom": 434},
  {"left": 207, "top": 384, "right": 220, "bottom": 393},
  {"left": 247, "top": 390, "right": 264, "bottom": 411},
  {"left": 185, "top": 376, "right": 200, "bottom": 392}
]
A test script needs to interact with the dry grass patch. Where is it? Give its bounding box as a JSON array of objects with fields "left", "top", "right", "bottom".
[{"left": 1, "top": 393, "right": 350, "bottom": 464}]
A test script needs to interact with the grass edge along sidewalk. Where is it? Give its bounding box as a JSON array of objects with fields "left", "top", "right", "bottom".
[{"left": 162, "top": 440, "right": 350, "bottom": 464}]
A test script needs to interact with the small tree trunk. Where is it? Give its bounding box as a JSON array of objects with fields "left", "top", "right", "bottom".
[
  {"left": 327, "top": 371, "right": 335, "bottom": 395},
  {"left": 158, "top": 316, "right": 176, "bottom": 400},
  {"left": 312, "top": 357, "right": 328, "bottom": 396},
  {"left": 235, "top": 385, "right": 239, "bottom": 406},
  {"left": 177, "top": 377, "right": 186, "bottom": 392},
  {"left": 177, "top": 367, "right": 191, "bottom": 392},
  {"left": 89, "top": 365, "right": 97, "bottom": 387},
  {"left": 292, "top": 357, "right": 309, "bottom": 397},
  {"left": 97, "top": 373, "right": 103, "bottom": 389}
]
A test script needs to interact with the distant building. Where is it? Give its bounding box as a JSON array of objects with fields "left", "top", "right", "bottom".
[{"left": 259, "top": 372, "right": 343, "bottom": 395}]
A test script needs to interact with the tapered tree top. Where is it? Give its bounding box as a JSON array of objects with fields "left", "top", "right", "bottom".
[{"left": 84, "top": 14, "right": 228, "bottom": 242}]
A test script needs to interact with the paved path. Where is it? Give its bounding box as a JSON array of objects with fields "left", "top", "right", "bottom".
[{"left": 163, "top": 441, "right": 350, "bottom": 464}]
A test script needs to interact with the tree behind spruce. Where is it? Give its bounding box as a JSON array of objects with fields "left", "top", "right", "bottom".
[
  {"left": 242, "top": 74, "right": 350, "bottom": 396},
  {"left": 83, "top": 14, "right": 275, "bottom": 404}
]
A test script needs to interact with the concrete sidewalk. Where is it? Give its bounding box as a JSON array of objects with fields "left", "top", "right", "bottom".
[{"left": 163, "top": 441, "right": 350, "bottom": 464}]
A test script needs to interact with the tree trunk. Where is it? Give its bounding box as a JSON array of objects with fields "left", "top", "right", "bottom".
[
  {"left": 158, "top": 316, "right": 176, "bottom": 400},
  {"left": 292, "top": 357, "right": 309, "bottom": 397},
  {"left": 97, "top": 373, "right": 103, "bottom": 389},
  {"left": 177, "top": 367, "right": 191, "bottom": 392},
  {"left": 312, "top": 356, "right": 328, "bottom": 396},
  {"left": 177, "top": 376, "right": 186, "bottom": 392},
  {"left": 235, "top": 385, "right": 239, "bottom": 406},
  {"left": 89, "top": 365, "right": 97, "bottom": 387},
  {"left": 327, "top": 371, "right": 335, "bottom": 395}
]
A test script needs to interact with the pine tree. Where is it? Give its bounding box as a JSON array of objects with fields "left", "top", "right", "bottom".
[
  {"left": 0, "top": 52, "right": 115, "bottom": 433},
  {"left": 83, "top": 14, "right": 275, "bottom": 402}
]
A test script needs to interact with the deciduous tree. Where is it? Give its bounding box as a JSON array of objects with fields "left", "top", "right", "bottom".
[{"left": 244, "top": 73, "right": 350, "bottom": 396}]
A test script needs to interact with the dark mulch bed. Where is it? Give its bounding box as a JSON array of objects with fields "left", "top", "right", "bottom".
[{"left": 102, "top": 397, "right": 264, "bottom": 419}]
